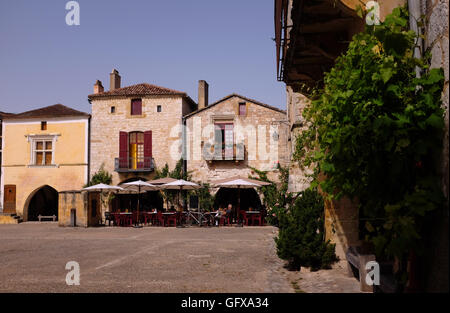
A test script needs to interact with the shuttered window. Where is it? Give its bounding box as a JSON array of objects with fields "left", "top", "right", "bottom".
[
  {"left": 131, "top": 99, "right": 142, "bottom": 115},
  {"left": 118, "top": 130, "right": 152, "bottom": 169}
]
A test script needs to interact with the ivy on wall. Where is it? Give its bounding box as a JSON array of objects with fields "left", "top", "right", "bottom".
[{"left": 293, "top": 6, "right": 445, "bottom": 283}]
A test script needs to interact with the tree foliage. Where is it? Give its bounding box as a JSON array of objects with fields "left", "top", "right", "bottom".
[{"left": 275, "top": 188, "right": 337, "bottom": 271}]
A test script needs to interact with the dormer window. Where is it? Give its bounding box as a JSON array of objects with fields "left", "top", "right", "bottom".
[
  {"left": 131, "top": 99, "right": 142, "bottom": 115},
  {"left": 239, "top": 103, "right": 246, "bottom": 116}
]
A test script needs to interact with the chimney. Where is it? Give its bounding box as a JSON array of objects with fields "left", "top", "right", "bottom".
[
  {"left": 93, "top": 80, "right": 104, "bottom": 94},
  {"left": 198, "top": 80, "right": 209, "bottom": 109},
  {"left": 110, "top": 69, "right": 121, "bottom": 91}
]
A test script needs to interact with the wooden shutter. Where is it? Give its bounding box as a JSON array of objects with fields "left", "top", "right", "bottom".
[
  {"left": 131, "top": 99, "right": 142, "bottom": 115},
  {"left": 144, "top": 130, "right": 152, "bottom": 168},
  {"left": 119, "top": 131, "right": 128, "bottom": 168}
]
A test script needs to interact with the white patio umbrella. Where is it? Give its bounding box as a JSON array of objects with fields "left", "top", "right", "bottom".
[
  {"left": 121, "top": 180, "right": 158, "bottom": 227},
  {"left": 160, "top": 179, "right": 200, "bottom": 211},
  {"left": 82, "top": 183, "right": 124, "bottom": 192},
  {"left": 212, "top": 177, "right": 269, "bottom": 226},
  {"left": 83, "top": 184, "right": 124, "bottom": 225}
]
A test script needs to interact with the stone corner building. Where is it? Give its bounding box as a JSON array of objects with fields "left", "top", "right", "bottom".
[
  {"left": 275, "top": 0, "right": 448, "bottom": 292},
  {"left": 184, "top": 92, "right": 289, "bottom": 184},
  {"left": 87, "top": 69, "right": 197, "bottom": 185}
]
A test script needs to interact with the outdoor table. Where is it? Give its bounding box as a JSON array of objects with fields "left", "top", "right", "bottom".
[
  {"left": 119, "top": 212, "right": 132, "bottom": 226},
  {"left": 143, "top": 212, "right": 157, "bottom": 225},
  {"left": 245, "top": 211, "right": 262, "bottom": 226},
  {"left": 162, "top": 212, "right": 176, "bottom": 226}
]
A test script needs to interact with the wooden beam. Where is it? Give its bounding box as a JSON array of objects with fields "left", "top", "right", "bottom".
[
  {"left": 298, "top": 17, "right": 354, "bottom": 33},
  {"left": 293, "top": 56, "right": 335, "bottom": 65}
]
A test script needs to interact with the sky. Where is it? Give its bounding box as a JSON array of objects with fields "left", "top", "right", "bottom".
[{"left": 0, "top": 0, "right": 286, "bottom": 114}]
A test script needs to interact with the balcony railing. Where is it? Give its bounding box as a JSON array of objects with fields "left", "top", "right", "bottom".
[
  {"left": 203, "top": 143, "right": 245, "bottom": 162},
  {"left": 114, "top": 157, "right": 154, "bottom": 173}
]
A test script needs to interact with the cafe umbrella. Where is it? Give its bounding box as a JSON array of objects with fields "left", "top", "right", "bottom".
[
  {"left": 82, "top": 184, "right": 125, "bottom": 224},
  {"left": 121, "top": 180, "right": 158, "bottom": 228},
  {"left": 212, "top": 177, "right": 269, "bottom": 226},
  {"left": 159, "top": 179, "right": 201, "bottom": 207}
]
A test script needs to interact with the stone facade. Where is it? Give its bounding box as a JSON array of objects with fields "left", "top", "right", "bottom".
[
  {"left": 285, "top": 86, "right": 314, "bottom": 193},
  {"left": 425, "top": 0, "right": 449, "bottom": 203},
  {"left": 422, "top": 0, "right": 449, "bottom": 292},
  {"left": 184, "top": 95, "right": 289, "bottom": 184},
  {"left": 89, "top": 95, "right": 194, "bottom": 185},
  {"left": 58, "top": 190, "right": 101, "bottom": 227}
]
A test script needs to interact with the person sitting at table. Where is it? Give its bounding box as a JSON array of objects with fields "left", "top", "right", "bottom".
[
  {"left": 226, "top": 204, "right": 233, "bottom": 223},
  {"left": 169, "top": 205, "right": 176, "bottom": 212},
  {"left": 214, "top": 206, "right": 227, "bottom": 226}
]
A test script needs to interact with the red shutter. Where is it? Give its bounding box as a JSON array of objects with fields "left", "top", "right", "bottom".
[
  {"left": 131, "top": 99, "right": 142, "bottom": 115},
  {"left": 119, "top": 131, "right": 128, "bottom": 168},
  {"left": 144, "top": 130, "right": 152, "bottom": 168}
]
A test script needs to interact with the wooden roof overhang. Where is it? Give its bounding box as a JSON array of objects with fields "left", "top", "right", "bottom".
[{"left": 275, "top": 0, "right": 364, "bottom": 88}]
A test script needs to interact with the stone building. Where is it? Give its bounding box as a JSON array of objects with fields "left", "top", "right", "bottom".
[
  {"left": 0, "top": 111, "right": 14, "bottom": 212},
  {"left": 87, "top": 69, "right": 197, "bottom": 185},
  {"left": 0, "top": 104, "right": 90, "bottom": 222},
  {"left": 184, "top": 84, "right": 289, "bottom": 209},
  {"left": 275, "top": 0, "right": 448, "bottom": 291}
]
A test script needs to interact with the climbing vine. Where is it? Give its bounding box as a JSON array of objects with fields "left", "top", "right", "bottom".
[{"left": 294, "top": 6, "right": 445, "bottom": 283}]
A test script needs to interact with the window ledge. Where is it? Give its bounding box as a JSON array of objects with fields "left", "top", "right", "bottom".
[{"left": 27, "top": 164, "right": 59, "bottom": 168}]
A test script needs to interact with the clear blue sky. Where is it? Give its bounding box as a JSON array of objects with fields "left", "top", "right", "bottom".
[{"left": 0, "top": 0, "right": 285, "bottom": 114}]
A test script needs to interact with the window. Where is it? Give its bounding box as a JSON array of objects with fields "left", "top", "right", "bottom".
[
  {"left": 129, "top": 132, "right": 144, "bottom": 169},
  {"left": 131, "top": 99, "right": 142, "bottom": 115},
  {"left": 239, "top": 103, "right": 246, "bottom": 116},
  {"left": 118, "top": 131, "right": 152, "bottom": 170},
  {"left": 33, "top": 140, "right": 53, "bottom": 165},
  {"left": 157, "top": 105, "right": 162, "bottom": 113},
  {"left": 214, "top": 123, "right": 234, "bottom": 159},
  {"left": 41, "top": 121, "right": 47, "bottom": 130},
  {"left": 111, "top": 106, "right": 116, "bottom": 113}
]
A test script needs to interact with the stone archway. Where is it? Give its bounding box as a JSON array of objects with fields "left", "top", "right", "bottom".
[
  {"left": 25, "top": 185, "right": 58, "bottom": 221},
  {"left": 214, "top": 187, "right": 262, "bottom": 214}
]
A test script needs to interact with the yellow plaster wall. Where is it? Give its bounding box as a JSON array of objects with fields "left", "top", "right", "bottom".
[{"left": 2, "top": 119, "right": 88, "bottom": 220}]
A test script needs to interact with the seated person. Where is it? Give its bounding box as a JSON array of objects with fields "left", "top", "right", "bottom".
[
  {"left": 226, "top": 204, "right": 233, "bottom": 222},
  {"left": 214, "top": 206, "right": 226, "bottom": 226},
  {"left": 169, "top": 205, "right": 176, "bottom": 212}
]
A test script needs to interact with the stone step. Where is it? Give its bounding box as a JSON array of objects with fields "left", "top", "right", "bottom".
[{"left": 0, "top": 213, "right": 22, "bottom": 224}]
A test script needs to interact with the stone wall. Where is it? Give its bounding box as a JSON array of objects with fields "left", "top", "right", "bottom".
[
  {"left": 58, "top": 191, "right": 101, "bottom": 227},
  {"left": 58, "top": 191, "right": 88, "bottom": 227},
  {"left": 426, "top": 0, "right": 449, "bottom": 203},
  {"left": 285, "top": 86, "right": 314, "bottom": 193},
  {"left": 90, "top": 95, "right": 187, "bottom": 185},
  {"left": 185, "top": 95, "right": 289, "bottom": 184},
  {"left": 422, "top": 0, "right": 449, "bottom": 292}
]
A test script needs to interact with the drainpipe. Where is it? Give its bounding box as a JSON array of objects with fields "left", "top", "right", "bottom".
[{"left": 408, "top": 0, "right": 424, "bottom": 78}]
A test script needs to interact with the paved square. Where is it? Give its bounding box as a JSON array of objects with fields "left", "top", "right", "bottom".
[{"left": 0, "top": 223, "right": 293, "bottom": 293}]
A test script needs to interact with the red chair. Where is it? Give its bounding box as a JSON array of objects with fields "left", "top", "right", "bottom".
[
  {"left": 153, "top": 212, "right": 164, "bottom": 226},
  {"left": 240, "top": 211, "right": 250, "bottom": 226},
  {"left": 112, "top": 213, "right": 121, "bottom": 226},
  {"left": 166, "top": 213, "right": 177, "bottom": 227},
  {"left": 219, "top": 215, "right": 232, "bottom": 226},
  {"left": 251, "top": 213, "right": 262, "bottom": 226}
]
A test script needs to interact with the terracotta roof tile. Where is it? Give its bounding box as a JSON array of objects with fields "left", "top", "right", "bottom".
[
  {"left": 184, "top": 93, "right": 286, "bottom": 118},
  {"left": 88, "top": 83, "right": 187, "bottom": 99},
  {"left": 3, "top": 104, "right": 89, "bottom": 120}
]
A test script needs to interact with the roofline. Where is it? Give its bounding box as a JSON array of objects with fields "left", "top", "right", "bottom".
[
  {"left": 87, "top": 83, "right": 189, "bottom": 100},
  {"left": 183, "top": 93, "right": 286, "bottom": 119},
  {"left": 88, "top": 92, "right": 187, "bottom": 100},
  {"left": 2, "top": 115, "right": 91, "bottom": 122}
]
